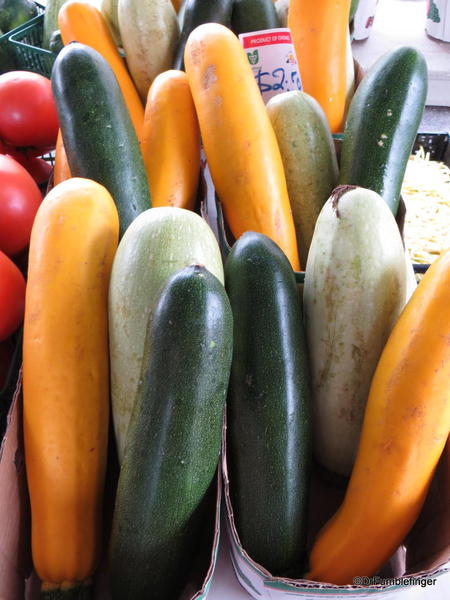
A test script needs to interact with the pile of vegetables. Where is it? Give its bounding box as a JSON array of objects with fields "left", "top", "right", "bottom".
[
  {"left": 0, "top": 0, "right": 448, "bottom": 599},
  {"left": 0, "top": 70, "right": 58, "bottom": 396}
]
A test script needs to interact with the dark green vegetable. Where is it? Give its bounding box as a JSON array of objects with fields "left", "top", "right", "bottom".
[
  {"left": 231, "top": 0, "right": 280, "bottom": 36},
  {"left": 51, "top": 42, "right": 150, "bottom": 237},
  {"left": 225, "top": 231, "right": 312, "bottom": 577},
  {"left": 109, "top": 265, "right": 233, "bottom": 600},
  {"left": 173, "top": 0, "right": 234, "bottom": 71},
  {"left": 49, "top": 30, "right": 63, "bottom": 54},
  {"left": 0, "top": 0, "right": 37, "bottom": 33},
  {"left": 338, "top": 46, "right": 427, "bottom": 215}
]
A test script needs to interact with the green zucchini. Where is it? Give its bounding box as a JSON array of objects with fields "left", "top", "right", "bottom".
[
  {"left": 225, "top": 231, "right": 311, "bottom": 577},
  {"left": 231, "top": 0, "right": 280, "bottom": 36},
  {"left": 51, "top": 42, "right": 150, "bottom": 238},
  {"left": 109, "top": 265, "right": 233, "bottom": 600},
  {"left": 339, "top": 46, "right": 428, "bottom": 215},
  {"left": 49, "top": 29, "right": 63, "bottom": 54},
  {"left": 303, "top": 185, "right": 407, "bottom": 476},
  {"left": 0, "top": 0, "right": 37, "bottom": 34},
  {"left": 266, "top": 90, "right": 338, "bottom": 266},
  {"left": 109, "top": 206, "right": 224, "bottom": 463},
  {"left": 173, "top": 0, "right": 234, "bottom": 71}
]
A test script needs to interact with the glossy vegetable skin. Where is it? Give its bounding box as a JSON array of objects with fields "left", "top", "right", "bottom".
[
  {"left": 53, "top": 130, "right": 71, "bottom": 186},
  {"left": 226, "top": 231, "right": 311, "bottom": 576},
  {"left": 173, "top": 0, "right": 234, "bottom": 71},
  {"left": 0, "top": 154, "right": 42, "bottom": 256},
  {"left": 339, "top": 46, "right": 428, "bottom": 215},
  {"left": 0, "top": 71, "right": 59, "bottom": 148},
  {"left": 288, "top": 0, "right": 352, "bottom": 133},
  {"left": 141, "top": 70, "right": 200, "bottom": 210},
  {"left": 266, "top": 90, "right": 338, "bottom": 266},
  {"left": 58, "top": 0, "right": 144, "bottom": 135},
  {"left": 110, "top": 265, "right": 233, "bottom": 599},
  {"left": 23, "top": 178, "right": 119, "bottom": 595},
  {"left": 52, "top": 42, "right": 150, "bottom": 238},
  {"left": 307, "top": 249, "right": 450, "bottom": 584},
  {"left": 231, "top": 0, "right": 280, "bottom": 35},
  {"left": 0, "top": 250, "right": 26, "bottom": 341},
  {"left": 185, "top": 23, "right": 300, "bottom": 271}
]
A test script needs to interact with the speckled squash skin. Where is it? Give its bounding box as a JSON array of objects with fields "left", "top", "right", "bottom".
[
  {"left": 118, "top": 0, "right": 179, "bottom": 102},
  {"left": 52, "top": 42, "right": 149, "bottom": 238},
  {"left": 338, "top": 47, "right": 428, "bottom": 215},
  {"left": 109, "top": 266, "right": 233, "bottom": 600},
  {"left": 303, "top": 186, "right": 407, "bottom": 476},
  {"left": 225, "top": 231, "right": 312, "bottom": 577},
  {"left": 108, "top": 207, "right": 224, "bottom": 462},
  {"left": 266, "top": 90, "right": 338, "bottom": 266}
]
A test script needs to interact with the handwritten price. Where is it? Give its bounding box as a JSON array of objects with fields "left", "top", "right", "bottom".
[{"left": 253, "top": 67, "right": 301, "bottom": 95}]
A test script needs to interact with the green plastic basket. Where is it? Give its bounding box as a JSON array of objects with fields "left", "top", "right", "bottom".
[
  {"left": 8, "top": 13, "right": 57, "bottom": 78},
  {"left": 0, "top": 2, "right": 47, "bottom": 73}
]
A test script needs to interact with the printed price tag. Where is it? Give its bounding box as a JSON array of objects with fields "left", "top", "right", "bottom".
[{"left": 239, "top": 28, "right": 302, "bottom": 104}]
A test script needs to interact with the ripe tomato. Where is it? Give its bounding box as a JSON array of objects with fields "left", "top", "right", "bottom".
[
  {"left": 0, "top": 71, "right": 59, "bottom": 148},
  {"left": 0, "top": 250, "right": 26, "bottom": 342},
  {"left": 6, "top": 151, "right": 53, "bottom": 185},
  {"left": 0, "top": 154, "right": 42, "bottom": 256}
]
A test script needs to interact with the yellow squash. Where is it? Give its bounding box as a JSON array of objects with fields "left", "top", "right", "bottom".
[
  {"left": 184, "top": 23, "right": 300, "bottom": 271},
  {"left": 141, "top": 70, "right": 200, "bottom": 210},
  {"left": 307, "top": 249, "right": 450, "bottom": 584},
  {"left": 23, "top": 178, "right": 119, "bottom": 594}
]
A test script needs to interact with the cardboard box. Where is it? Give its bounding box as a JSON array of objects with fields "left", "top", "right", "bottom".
[
  {"left": 0, "top": 378, "right": 222, "bottom": 600},
  {"left": 222, "top": 427, "right": 450, "bottom": 599}
]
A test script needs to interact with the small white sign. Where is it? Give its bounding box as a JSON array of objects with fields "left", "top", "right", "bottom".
[
  {"left": 239, "top": 28, "right": 302, "bottom": 104},
  {"left": 426, "top": 0, "right": 450, "bottom": 42}
]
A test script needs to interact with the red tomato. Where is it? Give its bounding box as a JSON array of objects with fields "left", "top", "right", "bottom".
[
  {"left": 6, "top": 151, "right": 53, "bottom": 185},
  {"left": 0, "top": 154, "right": 42, "bottom": 256},
  {"left": 0, "top": 338, "right": 14, "bottom": 390},
  {"left": 0, "top": 71, "right": 59, "bottom": 148},
  {"left": 0, "top": 250, "right": 26, "bottom": 342}
]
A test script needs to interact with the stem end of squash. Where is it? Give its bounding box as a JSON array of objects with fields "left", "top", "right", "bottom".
[{"left": 41, "top": 579, "right": 93, "bottom": 600}]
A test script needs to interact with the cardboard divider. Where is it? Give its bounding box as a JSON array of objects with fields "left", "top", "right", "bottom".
[
  {"left": 0, "top": 373, "right": 32, "bottom": 600},
  {"left": 222, "top": 416, "right": 450, "bottom": 599},
  {"left": 0, "top": 375, "right": 223, "bottom": 600}
]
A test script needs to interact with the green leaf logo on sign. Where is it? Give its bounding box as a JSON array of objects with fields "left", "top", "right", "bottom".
[{"left": 247, "top": 50, "right": 259, "bottom": 65}]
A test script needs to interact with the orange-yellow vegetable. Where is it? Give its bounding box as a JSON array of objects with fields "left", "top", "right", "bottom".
[
  {"left": 307, "top": 248, "right": 450, "bottom": 584},
  {"left": 288, "top": 0, "right": 351, "bottom": 133},
  {"left": 23, "top": 178, "right": 119, "bottom": 592},
  {"left": 184, "top": 23, "right": 300, "bottom": 271},
  {"left": 53, "top": 130, "right": 71, "bottom": 186},
  {"left": 141, "top": 70, "right": 200, "bottom": 210},
  {"left": 58, "top": 0, "right": 144, "bottom": 136}
]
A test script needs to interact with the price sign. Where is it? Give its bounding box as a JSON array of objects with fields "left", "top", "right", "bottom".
[{"left": 239, "top": 28, "right": 302, "bottom": 104}]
